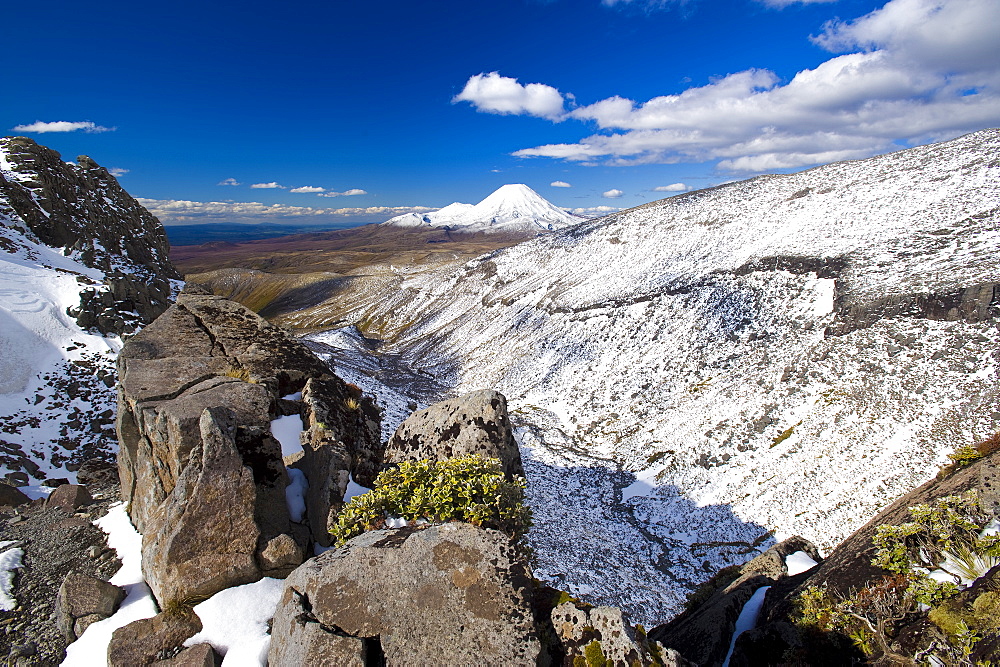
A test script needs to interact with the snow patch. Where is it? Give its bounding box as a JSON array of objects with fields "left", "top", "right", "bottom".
[{"left": 183, "top": 577, "right": 286, "bottom": 665}]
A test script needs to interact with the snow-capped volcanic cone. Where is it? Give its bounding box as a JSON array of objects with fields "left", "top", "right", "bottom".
[{"left": 383, "top": 183, "right": 583, "bottom": 234}]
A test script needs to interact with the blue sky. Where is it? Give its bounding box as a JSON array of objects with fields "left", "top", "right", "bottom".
[{"left": 2, "top": 0, "right": 998, "bottom": 226}]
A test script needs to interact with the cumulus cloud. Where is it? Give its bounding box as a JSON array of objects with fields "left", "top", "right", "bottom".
[
  {"left": 108, "top": 168, "right": 129, "bottom": 177},
  {"left": 509, "top": 0, "right": 1000, "bottom": 172},
  {"left": 602, "top": 189, "right": 625, "bottom": 198},
  {"left": 290, "top": 186, "right": 326, "bottom": 193},
  {"left": 11, "top": 120, "right": 115, "bottom": 133},
  {"left": 317, "top": 188, "right": 367, "bottom": 197},
  {"left": 550, "top": 180, "right": 572, "bottom": 187},
  {"left": 250, "top": 182, "right": 285, "bottom": 189},
  {"left": 453, "top": 72, "right": 567, "bottom": 120},
  {"left": 218, "top": 177, "right": 241, "bottom": 186},
  {"left": 652, "top": 183, "right": 688, "bottom": 192},
  {"left": 137, "top": 198, "right": 435, "bottom": 225}
]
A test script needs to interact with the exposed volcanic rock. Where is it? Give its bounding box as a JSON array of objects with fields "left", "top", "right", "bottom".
[
  {"left": 116, "top": 292, "right": 381, "bottom": 604},
  {"left": 0, "top": 136, "right": 180, "bottom": 335},
  {"left": 385, "top": 389, "right": 524, "bottom": 477},
  {"left": 268, "top": 522, "right": 543, "bottom": 665}
]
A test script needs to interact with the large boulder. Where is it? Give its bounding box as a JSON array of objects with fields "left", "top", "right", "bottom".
[
  {"left": 385, "top": 390, "right": 524, "bottom": 477},
  {"left": 269, "top": 522, "right": 542, "bottom": 665},
  {"left": 107, "top": 610, "right": 202, "bottom": 667},
  {"left": 54, "top": 573, "right": 126, "bottom": 642},
  {"left": 116, "top": 293, "right": 382, "bottom": 605}
]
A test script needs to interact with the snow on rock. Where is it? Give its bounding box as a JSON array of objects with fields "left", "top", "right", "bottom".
[
  {"left": 784, "top": 551, "right": 819, "bottom": 576},
  {"left": 269, "top": 414, "right": 305, "bottom": 458},
  {"left": 722, "top": 585, "right": 772, "bottom": 667},
  {"left": 382, "top": 183, "right": 583, "bottom": 234},
  {"left": 307, "top": 130, "right": 1000, "bottom": 624},
  {"left": 0, "top": 541, "right": 24, "bottom": 611},
  {"left": 0, "top": 223, "right": 120, "bottom": 484},
  {"left": 285, "top": 467, "right": 308, "bottom": 522}
]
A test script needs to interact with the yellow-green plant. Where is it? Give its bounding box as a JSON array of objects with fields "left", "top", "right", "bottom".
[
  {"left": 872, "top": 492, "right": 1000, "bottom": 592},
  {"left": 330, "top": 455, "right": 532, "bottom": 546}
]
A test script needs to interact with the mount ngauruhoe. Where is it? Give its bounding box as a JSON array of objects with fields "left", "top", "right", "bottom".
[
  {"left": 290, "top": 129, "right": 1000, "bottom": 623},
  {"left": 382, "top": 183, "right": 584, "bottom": 234}
]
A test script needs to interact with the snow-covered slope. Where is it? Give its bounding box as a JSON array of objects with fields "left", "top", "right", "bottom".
[
  {"left": 382, "top": 183, "right": 583, "bottom": 234},
  {"left": 307, "top": 130, "right": 1000, "bottom": 625},
  {"left": 0, "top": 137, "right": 181, "bottom": 486}
]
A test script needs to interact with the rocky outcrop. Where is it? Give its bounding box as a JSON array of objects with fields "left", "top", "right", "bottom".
[
  {"left": 116, "top": 292, "right": 381, "bottom": 605},
  {"left": 269, "top": 522, "right": 542, "bottom": 665},
  {"left": 385, "top": 389, "right": 524, "bottom": 477},
  {"left": 649, "top": 536, "right": 822, "bottom": 666},
  {"left": 0, "top": 136, "right": 181, "bottom": 335}
]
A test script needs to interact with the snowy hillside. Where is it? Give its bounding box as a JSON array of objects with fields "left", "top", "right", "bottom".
[
  {"left": 0, "top": 138, "right": 180, "bottom": 486},
  {"left": 306, "top": 130, "right": 1000, "bottom": 625},
  {"left": 382, "top": 183, "right": 583, "bottom": 233}
]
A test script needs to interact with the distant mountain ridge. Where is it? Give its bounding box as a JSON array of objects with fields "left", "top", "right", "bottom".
[{"left": 382, "top": 183, "right": 583, "bottom": 234}]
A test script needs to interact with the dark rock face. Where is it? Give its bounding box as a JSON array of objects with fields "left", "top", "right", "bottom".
[
  {"left": 649, "top": 535, "right": 822, "bottom": 666},
  {"left": 385, "top": 389, "right": 524, "bottom": 477},
  {"left": 269, "top": 523, "right": 542, "bottom": 665},
  {"left": 116, "top": 293, "right": 382, "bottom": 604},
  {"left": 0, "top": 136, "right": 180, "bottom": 335}
]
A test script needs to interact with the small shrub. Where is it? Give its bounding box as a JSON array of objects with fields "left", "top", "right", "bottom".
[
  {"left": 344, "top": 397, "right": 361, "bottom": 411},
  {"left": 224, "top": 366, "right": 252, "bottom": 382},
  {"left": 771, "top": 421, "right": 800, "bottom": 448},
  {"left": 583, "top": 640, "right": 608, "bottom": 667},
  {"left": 330, "top": 455, "right": 532, "bottom": 546}
]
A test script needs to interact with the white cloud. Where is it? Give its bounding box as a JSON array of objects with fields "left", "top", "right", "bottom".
[
  {"left": 137, "top": 198, "right": 435, "bottom": 224},
  {"left": 108, "top": 167, "right": 129, "bottom": 177},
  {"left": 757, "top": 0, "right": 834, "bottom": 7},
  {"left": 509, "top": 0, "right": 1000, "bottom": 172},
  {"left": 602, "top": 189, "right": 625, "bottom": 198},
  {"left": 453, "top": 72, "right": 567, "bottom": 120},
  {"left": 11, "top": 120, "right": 115, "bottom": 133},
  {"left": 317, "top": 188, "right": 367, "bottom": 197},
  {"left": 290, "top": 186, "right": 326, "bottom": 193},
  {"left": 218, "top": 178, "right": 241, "bottom": 186},
  {"left": 250, "top": 182, "right": 285, "bottom": 189},
  {"left": 569, "top": 205, "right": 620, "bottom": 217},
  {"left": 550, "top": 180, "right": 572, "bottom": 187},
  {"left": 652, "top": 183, "right": 688, "bottom": 192}
]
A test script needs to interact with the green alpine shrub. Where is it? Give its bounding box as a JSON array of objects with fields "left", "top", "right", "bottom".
[{"left": 330, "top": 454, "right": 533, "bottom": 546}]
